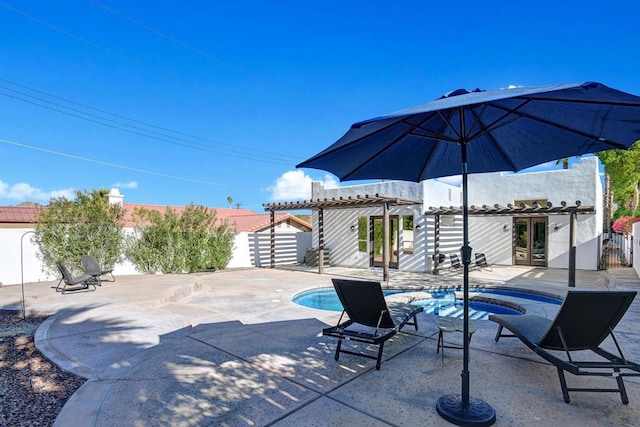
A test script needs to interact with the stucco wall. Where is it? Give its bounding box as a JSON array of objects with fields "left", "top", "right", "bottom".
[
  {"left": 1, "top": 228, "right": 265, "bottom": 285},
  {"left": 633, "top": 223, "right": 640, "bottom": 278},
  {"left": 308, "top": 156, "right": 602, "bottom": 272},
  {"left": 0, "top": 228, "right": 57, "bottom": 285},
  {"left": 225, "top": 232, "right": 250, "bottom": 269},
  {"left": 467, "top": 156, "right": 602, "bottom": 270},
  {"left": 309, "top": 180, "right": 461, "bottom": 272}
]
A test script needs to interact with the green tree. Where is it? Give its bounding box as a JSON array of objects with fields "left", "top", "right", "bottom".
[
  {"left": 33, "top": 188, "right": 124, "bottom": 275},
  {"left": 555, "top": 157, "right": 569, "bottom": 169},
  {"left": 124, "top": 203, "right": 236, "bottom": 274},
  {"left": 597, "top": 141, "right": 640, "bottom": 212}
]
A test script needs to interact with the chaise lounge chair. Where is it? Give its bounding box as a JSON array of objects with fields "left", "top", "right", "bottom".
[
  {"left": 490, "top": 290, "right": 640, "bottom": 404},
  {"left": 322, "top": 278, "right": 424, "bottom": 370},
  {"left": 449, "top": 253, "right": 461, "bottom": 270},
  {"left": 474, "top": 252, "right": 492, "bottom": 271},
  {"left": 56, "top": 262, "right": 98, "bottom": 294},
  {"left": 82, "top": 255, "right": 115, "bottom": 284}
]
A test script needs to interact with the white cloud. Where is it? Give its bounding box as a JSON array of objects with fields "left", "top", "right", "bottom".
[
  {"left": 0, "top": 179, "right": 75, "bottom": 202},
  {"left": 269, "top": 170, "right": 339, "bottom": 201},
  {"left": 111, "top": 181, "right": 138, "bottom": 189},
  {"left": 322, "top": 173, "right": 339, "bottom": 189},
  {"left": 49, "top": 188, "right": 76, "bottom": 200},
  {"left": 435, "top": 175, "right": 462, "bottom": 186}
]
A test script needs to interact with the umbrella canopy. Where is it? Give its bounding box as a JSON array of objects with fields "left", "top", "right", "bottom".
[
  {"left": 298, "top": 82, "right": 640, "bottom": 182},
  {"left": 297, "top": 82, "right": 640, "bottom": 426}
]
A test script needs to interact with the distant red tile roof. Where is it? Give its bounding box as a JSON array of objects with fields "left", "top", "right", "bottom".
[
  {"left": 123, "top": 204, "right": 310, "bottom": 232},
  {"left": 0, "top": 203, "right": 311, "bottom": 233},
  {"left": 0, "top": 206, "right": 39, "bottom": 223},
  {"left": 226, "top": 212, "right": 311, "bottom": 232},
  {"left": 122, "top": 203, "right": 258, "bottom": 228}
]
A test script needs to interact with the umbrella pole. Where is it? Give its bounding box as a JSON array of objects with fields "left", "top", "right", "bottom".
[
  {"left": 462, "top": 163, "right": 471, "bottom": 404},
  {"left": 436, "top": 139, "right": 496, "bottom": 426}
]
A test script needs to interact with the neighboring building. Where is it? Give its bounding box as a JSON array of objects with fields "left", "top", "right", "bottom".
[
  {"left": 0, "top": 190, "right": 311, "bottom": 285},
  {"left": 297, "top": 156, "right": 602, "bottom": 273}
]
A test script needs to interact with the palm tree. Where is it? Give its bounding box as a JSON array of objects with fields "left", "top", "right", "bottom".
[{"left": 556, "top": 157, "right": 569, "bottom": 169}]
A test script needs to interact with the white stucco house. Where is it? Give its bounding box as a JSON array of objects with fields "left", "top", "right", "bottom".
[{"left": 287, "top": 156, "right": 603, "bottom": 274}]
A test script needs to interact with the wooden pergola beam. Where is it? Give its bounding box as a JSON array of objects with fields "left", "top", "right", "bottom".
[
  {"left": 424, "top": 201, "right": 594, "bottom": 216},
  {"left": 264, "top": 194, "right": 422, "bottom": 277}
]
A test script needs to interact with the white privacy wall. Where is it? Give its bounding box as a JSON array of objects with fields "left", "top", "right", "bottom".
[
  {"left": 0, "top": 228, "right": 56, "bottom": 285},
  {"left": 2, "top": 228, "right": 263, "bottom": 285},
  {"left": 467, "top": 156, "right": 603, "bottom": 270},
  {"left": 633, "top": 222, "right": 640, "bottom": 278}
]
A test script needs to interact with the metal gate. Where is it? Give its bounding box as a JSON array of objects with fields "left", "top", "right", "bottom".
[{"left": 600, "top": 233, "right": 632, "bottom": 269}]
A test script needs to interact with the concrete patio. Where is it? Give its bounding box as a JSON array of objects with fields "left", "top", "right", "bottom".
[{"left": 1, "top": 265, "right": 639, "bottom": 426}]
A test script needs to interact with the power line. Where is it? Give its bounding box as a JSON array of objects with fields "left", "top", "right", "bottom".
[
  {"left": 0, "top": 137, "right": 235, "bottom": 187},
  {"left": 0, "top": 90, "right": 300, "bottom": 166},
  {"left": 0, "top": 2, "right": 216, "bottom": 93},
  {"left": 91, "top": 0, "right": 274, "bottom": 87},
  {"left": 0, "top": 87, "right": 300, "bottom": 166},
  {"left": 0, "top": 137, "right": 315, "bottom": 209},
  {"left": 0, "top": 2, "right": 314, "bottom": 127},
  {"left": 0, "top": 77, "right": 302, "bottom": 162}
]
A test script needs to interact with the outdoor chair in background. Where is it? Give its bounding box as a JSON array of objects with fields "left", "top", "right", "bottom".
[
  {"left": 474, "top": 252, "right": 492, "bottom": 271},
  {"left": 56, "top": 261, "right": 98, "bottom": 294},
  {"left": 82, "top": 255, "right": 115, "bottom": 285},
  {"left": 449, "top": 253, "right": 461, "bottom": 270},
  {"left": 322, "top": 278, "right": 424, "bottom": 370},
  {"left": 490, "top": 290, "right": 640, "bottom": 404}
]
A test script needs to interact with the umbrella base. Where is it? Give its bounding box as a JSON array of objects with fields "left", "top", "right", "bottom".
[{"left": 436, "top": 394, "right": 496, "bottom": 426}]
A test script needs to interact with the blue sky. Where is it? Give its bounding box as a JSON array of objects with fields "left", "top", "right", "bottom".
[{"left": 0, "top": 1, "right": 637, "bottom": 211}]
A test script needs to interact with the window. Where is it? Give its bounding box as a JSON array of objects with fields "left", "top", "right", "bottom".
[
  {"left": 402, "top": 215, "right": 414, "bottom": 254},
  {"left": 357, "top": 216, "right": 367, "bottom": 252}
]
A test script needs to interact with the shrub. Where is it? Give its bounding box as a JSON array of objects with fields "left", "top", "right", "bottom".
[
  {"left": 611, "top": 216, "right": 640, "bottom": 234},
  {"left": 33, "top": 189, "right": 124, "bottom": 275},
  {"left": 124, "top": 203, "right": 235, "bottom": 274}
]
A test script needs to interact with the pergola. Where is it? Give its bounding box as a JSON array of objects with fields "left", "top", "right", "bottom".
[
  {"left": 264, "top": 194, "right": 422, "bottom": 280},
  {"left": 425, "top": 201, "right": 595, "bottom": 286},
  {"left": 264, "top": 196, "right": 594, "bottom": 287}
]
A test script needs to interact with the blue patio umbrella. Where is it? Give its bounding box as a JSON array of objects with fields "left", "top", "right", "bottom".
[{"left": 297, "top": 82, "right": 640, "bottom": 426}]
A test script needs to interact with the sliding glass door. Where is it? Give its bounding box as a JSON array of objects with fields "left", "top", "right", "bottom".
[
  {"left": 514, "top": 217, "right": 547, "bottom": 267},
  {"left": 370, "top": 216, "right": 399, "bottom": 269}
]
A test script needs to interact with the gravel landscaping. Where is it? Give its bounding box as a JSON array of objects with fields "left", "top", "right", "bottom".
[{"left": 0, "top": 311, "right": 85, "bottom": 426}]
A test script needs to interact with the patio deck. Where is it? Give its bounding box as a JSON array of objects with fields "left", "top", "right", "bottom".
[{"left": 1, "top": 265, "right": 639, "bottom": 426}]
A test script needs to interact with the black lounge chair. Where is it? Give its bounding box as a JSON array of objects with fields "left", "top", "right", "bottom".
[
  {"left": 474, "top": 252, "right": 492, "bottom": 271},
  {"left": 56, "top": 262, "right": 98, "bottom": 294},
  {"left": 322, "top": 278, "right": 424, "bottom": 370},
  {"left": 449, "top": 253, "right": 461, "bottom": 270},
  {"left": 490, "top": 290, "right": 640, "bottom": 404},
  {"left": 82, "top": 255, "right": 115, "bottom": 284}
]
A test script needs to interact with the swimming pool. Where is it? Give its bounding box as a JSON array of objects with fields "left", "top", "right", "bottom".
[{"left": 292, "top": 287, "right": 562, "bottom": 320}]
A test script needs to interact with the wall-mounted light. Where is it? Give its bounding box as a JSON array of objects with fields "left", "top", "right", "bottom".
[
  {"left": 415, "top": 224, "right": 421, "bottom": 230},
  {"left": 503, "top": 224, "right": 510, "bottom": 232},
  {"left": 350, "top": 225, "right": 356, "bottom": 232},
  {"left": 554, "top": 224, "right": 560, "bottom": 231}
]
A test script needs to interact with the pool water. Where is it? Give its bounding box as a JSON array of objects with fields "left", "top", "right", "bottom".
[
  {"left": 292, "top": 287, "right": 561, "bottom": 320},
  {"left": 293, "top": 288, "right": 406, "bottom": 313}
]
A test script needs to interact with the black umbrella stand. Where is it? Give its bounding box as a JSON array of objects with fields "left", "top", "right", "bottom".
[{"left": 436, "top": 142, "right": 496, "bottom": 426}]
